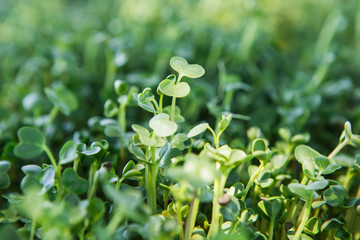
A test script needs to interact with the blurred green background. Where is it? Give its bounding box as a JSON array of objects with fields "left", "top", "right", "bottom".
[{"left": 1, "top": 0, "right": 360, "bottom": 154}]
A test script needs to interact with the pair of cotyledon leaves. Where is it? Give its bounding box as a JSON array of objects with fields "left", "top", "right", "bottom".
[{"left": 158, "top": 57, "right": 205, "bottom": 98}]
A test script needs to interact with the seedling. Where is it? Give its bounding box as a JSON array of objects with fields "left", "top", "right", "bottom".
[{"left": 3, "top": 57, "right": 360, "bottom": 240}]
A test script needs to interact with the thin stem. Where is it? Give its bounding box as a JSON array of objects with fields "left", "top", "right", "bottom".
[
  {"left": 159, "top": 94, "right": 163, "bottom": 113},
  {"left": 170, "top": 74, "right": 183, "bottom": 121},
  {"left": 163, "top": 189, "right": 169, "bottom": 210},
  {"left": 46, "top": 106, "right": 59, "bottom": 129},
  {"left": 115, "top": 177, "right": 125, "bottom": 190},
  {"left": 29, "top": 216, "right": 37, "bottom": 240},
  {"left": 207, "top": 167, "right": 228, "bottom": 239},
  {"left": 343, "top": 167, "right": 354, "bottom": 192},
  {"left": 88, "top": 170, "right": 101, "bottom": 202},
  {"left": 73, "top": 157, "right": 79, "bottom": 173},
  {"left": 328, "top": 139, "right": 349, "bottom": 160},
  {"left": 106, "top": 207, "right": 123, "bottom": 235},
  {"left": 118, "top": 104, "right": 126, "bottom": 167},
  {"left": 241, "top": 164, "right": 265, "bottom": 201},
  {"left": 170, "top": 97, "right": 177, "bottom": 122},
  {"left": 176, "top": 201, "right": 185, "bottom": 240},
  {"left": 293, "top": 198, "right": 312, "bottom": 240},
  {"left": 269, "top": 218, "right": 275, "bottom": 240},
  {"left": 44, "top": 146, "right": 62, "bottom": 196},
  {"left": 184, "top": 193, "right": 200, "bottom": 240},
  {"left": 87, "top": 162, "right": 98, "bottom": 200},
  {"left": 207, "top": 127, "right": 219, "bottom": 149},
  {"left": 147, "top": 146, "right": 157, "bottom": 214}
]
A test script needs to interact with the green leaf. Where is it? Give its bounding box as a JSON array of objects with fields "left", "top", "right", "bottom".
[
  {"left": 129, "top": 144, "right": 147, "bottom": 162},
  {"left": 323, "top": 185, "right": 347, "bottom": 207},
  {"left": 291, "top": 133, "right": 310, "bottom": 144},
  {"left": 220, "top": 196, "right": 240, "bottom": 221},
  {"left": 0, "top": 161, "right": 10, "bottom": 189},
  {"left": 320, "top": 218, "right": 344, "bottom": 232},
  {"left": 304, "top": 217, "right": 321, "bottom": 235},
  {"left": 334, "top": 227, "right": 352, "bottom": 240},
  {"left": 0, "top": 161, "right": 10, "bottom": 172},
  {"left": 257, "top": 199, "right": 283, "bottom": 222},
  {"left": 122, "top": 160, "right": 135, "bottom": 176},
  {"left": 44, "top": 84, "right": 78, "bottom": 116},
  {"left": 255, "top": 171, "right": 274, "bottom": 188},
  {"left": 81, "top": 146, "right": 101, "bottom": 156},
  {"left": 170, "top": 133, "right": 190, "bottom": 150},
  {"left": 149, "top": 113, "right": 178, "bottom": 137},
  {"left": 123, "top": 169, "right": 142, "bottom": 179},
  {"left": 279, "top": 128, "right": 291, "bottom": 141},
  {"left": 170, "top": 56, "right": 205, "bottom": 79},
  {"left": 133, "top": 88, "right": 157, "bottom": 113},
  {"left": 314, "top": 156, "right": 330, "bottom": 170},
  {"left": 163, "top": 105, "right": 185, "bottom": 123},
  {"left": 158, "top": 79, "right": 191, "bottom": 98},
  {"left": 312, "top": 200, "right": 326, "bottom": 209},
  {"left": 104, "top": 99, "right": 119, "bottom": 118},
  {"left": 0, "top": 225, "right": 20, "bottom": 240},
  {"left": 62, "top": 168, "right": 89, "bottom": 195},
  {"left": 39, "top": 166, "right": 55, "bottom": 194},
  {"left": 252, "top": 138, "right": 270, "bottom": 161},
  {"left": 295, "top": 145, "right": 321, "bottom": 164},
  {"left": 88, "top": 198, "right": 105, "bottom": 224},
  {"left": 21, "top": 165, "right": 42, "bottom": 176},
  {"left": 59, "top": 141, "right": 78, "bottom": 165},
  {"left": 132, "top": 124, "right": 157, "bottom": 146},
  {"left": 288, "top": 183, "right": 313, "bottom": 200},
  {"left": 226, "top": 149, "right": 248, "bottom": 166},
  {"left": 187, "top": 123, "right": 209, "bottom": 138},
  {"left": 158, "top": 144, "right": 181, "bottom": 168},
  {"left": 14, "top": 127, "right": 45, "bottom": 159},
  {"left": 217, "top": 114, "right": 232, "bottom": 133},
  {"left": 114, "top": 79, "right": 128, "bottom": 96},
  {"left": 302, "top": 160, "right": 315, "bottom": 179},
  {"left": 322, "top": 164, "right": 342, "bottom": 175},
  {"left": 305, "top": 180, "right": 328, "bottom": 191}
]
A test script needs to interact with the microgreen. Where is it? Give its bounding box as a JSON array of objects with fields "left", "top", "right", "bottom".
[{"left": 3, "top": 57, "right": 360, "bottom": 240}]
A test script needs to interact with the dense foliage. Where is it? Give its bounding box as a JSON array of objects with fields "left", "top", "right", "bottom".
[{"left": 0, "top": 0, "right": 359, "bottom": 239}]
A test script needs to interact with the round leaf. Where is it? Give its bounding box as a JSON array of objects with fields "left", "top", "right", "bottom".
[
  {"left": 295, "top": 145, "right": 321, "bottom": 164},
  {"left": 14, "top": 127, "right": 45, "bottom": 159},
  {"left": 187, "top": 123, "right": 209, "bottom": 138},
  {"left": 44, "top": 85, "right": 78, "bottom": 116},
  {"left": 59, "top": 141, "right": 78, "bottom": 165},
  {"left": 170, "top": 56, "right": 205, "bottom": 79},
  {"left": 149, "top": 113, "right": 178, "bottom": 137},
  {"left": 158, "top": 79, "right": 191, "bottom": 98}
]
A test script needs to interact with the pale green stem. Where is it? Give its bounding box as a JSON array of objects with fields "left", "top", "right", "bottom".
[
  {"left": 44, "top": 146, "right": 62, "bottom": 196},
  {"left": 73, "top": 157, "right": 79, "bottom": 173},
  {"left": 207, "top": 166, "right": 228, "bottom": 239},
  {"left": 170, "top": 74, "right": 183, "bottom": 121},
  {"left": 29, "top": 216, "right": 37, "bottom": 240},
  {"left": 47, "top": 106, "right": 59, "bottom": 127},
  {"left": 269, "top": 218, "right": 275, "bottom": 240},
  {"left": 115, "top": 177, "right": 125, "bottom": 190},
  {"left": 293, "top": 198, "right": 312, "bottom": 240},
  {"left": 170, "top": 97, "right": 177, "bottom": 122},
  {"left": 184, "top": 193, "right": 200, "bottom": 240},
  {"left": 106, "top": 207, "right": 123, "bottom": 235},
  {"left": 328, "top": 139, "right": 349, "bottom": 160},
  {"left": 87, "top": 162, "right": 98, "bottom": 199},
  {"left": 118, "top": 104, "right": 126, "bottom": 166},
  {"left": 147, "top": 146, "right": 157, "bottom": 214},
  {"left": 241, "top": 163, "right": 265, "bottom": 201},
  {"left": 176, "top": 201, "right": 185, "bottom": 240},
  {"left": 159, "top": 94, "right": 164, "bottom": 113}
]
